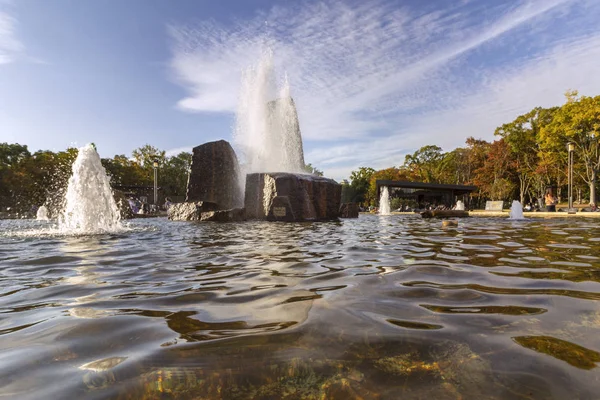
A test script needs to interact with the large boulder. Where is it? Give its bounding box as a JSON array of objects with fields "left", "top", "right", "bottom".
[
  {"left": 245, "top": 173, "right": 341, "bottom": 222},
  {"left": 168, "top": 201, "right": 218, "bottom": 221},
  {"left": 186, "top": 140, "right": 241, "bottom": 210},
  {"left": 200, "top": 208, "right": 246, "bottom": 222},
  {"left": 339, "top": 203, "right": 359, "bottom": 218}
]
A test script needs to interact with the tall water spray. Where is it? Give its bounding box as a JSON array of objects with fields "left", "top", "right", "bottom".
[
  {"left": 59, "top": 144, "right": 121, "bottom": 233},
  {"left": 234, "top": 50, "right": 305, "bottom": 176},
  {"left": 379, "top": 186, "right": 391, "bottom": 215}
]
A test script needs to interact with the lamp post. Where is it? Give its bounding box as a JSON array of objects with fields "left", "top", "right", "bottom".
[
  {"left": 567, "top": 142, "right": 575, "bottom": 214},
  {"left": 153, "top": 159, "right": 159, "bottom": 206}
]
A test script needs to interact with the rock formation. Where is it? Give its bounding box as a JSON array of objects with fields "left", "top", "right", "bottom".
[
  {"left": 245, "top": 173, "right": 341, "bottom": 222},
  {"left": 168, "top": 201, "right": 218, "bottom": 221},
  {"left": 186, "top": 140, "right": 241, "bottom": 210}
]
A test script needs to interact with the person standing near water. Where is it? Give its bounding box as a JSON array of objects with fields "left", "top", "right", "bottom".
[{"left": 545, "top": 190, "right": 558, "bottom": 212}]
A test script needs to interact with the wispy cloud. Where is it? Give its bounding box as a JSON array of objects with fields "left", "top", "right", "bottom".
[
  {"left": 169, "top": 0, "right": 599, "bottom": 180},
  {"left": 0, "top": 7, "right": 22, "bottom": 65}
]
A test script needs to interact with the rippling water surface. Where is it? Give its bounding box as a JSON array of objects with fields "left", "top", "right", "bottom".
[{"left": 2, "top": 215, "right": 600, "bottom": 399}]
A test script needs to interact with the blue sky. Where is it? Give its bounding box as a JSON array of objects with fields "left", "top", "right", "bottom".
[{"left": 2, "top": 0, "right": 600, "bottom": 180}]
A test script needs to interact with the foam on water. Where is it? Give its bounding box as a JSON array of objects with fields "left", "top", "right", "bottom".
[
  {"left": 58, "top": 144, "right": 123, "bottom": 234},
  {"left": 233, "top": 50, "right": 305, "bottom": 177},
  {"left": 379, "top": 186, "right": 391, "bottom": 215}
]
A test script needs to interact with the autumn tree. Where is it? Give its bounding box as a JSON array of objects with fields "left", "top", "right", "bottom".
[
  {"left": 495, "top": 107, "right": 556, "bottom": 203},
  {"left": 541, "top": 91, "right": 600, "bottom": 204}
]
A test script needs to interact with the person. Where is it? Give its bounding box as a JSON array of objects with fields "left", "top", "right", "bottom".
[{"left": 545, "top": 190, "right": 558, "bottom": 212}]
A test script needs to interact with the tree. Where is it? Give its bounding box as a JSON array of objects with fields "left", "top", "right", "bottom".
[
  {"left": 303, "top": 163, "right": 324, "bottom": 176},
  {"left": 349, "top": 167, "right": 375, "bottom": 205},
  {"left": 495, "top": 107, "right": 556, "bottom": 203},
  {"left": 403, "top": 145, "right": 445, "bottom": 183},
  {"left": 541, "top": 92, "right": 600, "bottom": 204},
  {"left": 161, "top": 152, "right": 192, "bottom": 197},
  {"left": 473, "top": 139, "right": 516, "bottom": 201}
]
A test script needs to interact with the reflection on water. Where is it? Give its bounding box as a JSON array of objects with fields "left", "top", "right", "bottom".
[{"left": 1, "top": 215, "right": 600, "bottom": 399}]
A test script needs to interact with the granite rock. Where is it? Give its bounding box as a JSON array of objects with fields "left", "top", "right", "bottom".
[
  {"left": 168, "top": 201, "right": 218, "bottom": 221},
  {"left": 200, "top": 208, "right": 246, "bottom": 222},
  {"left": 186, "top": 140, "right": 241, "bottom": 210},
  {"left": 245, "top": 172, "right": 341, "bottom": 222}
]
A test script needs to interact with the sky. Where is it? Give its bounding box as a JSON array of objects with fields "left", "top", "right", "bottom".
[{"left": 1, "top": 0, "right": 600, "bottom": 181}]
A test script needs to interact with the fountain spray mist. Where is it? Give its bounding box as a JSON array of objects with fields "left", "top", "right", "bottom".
[
  {"left": 233, "top": 50, "right": 305, "bottom": 176},
  {"left": 379, "top": 186, "right": 391, "bottom": 215},
  {"left": 59, "top": 144, "right": 122, "bottom": 233}
]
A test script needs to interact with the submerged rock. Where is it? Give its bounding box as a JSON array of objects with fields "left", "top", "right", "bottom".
[
  {"left": 245, "top": 172, "right": 341, "bottom": 222},
  {"left": 339, "top": 203, "right": 359, "bottom": 218},
  {"left": 200, "top": 208, "right": 246, "bottom": 222}
]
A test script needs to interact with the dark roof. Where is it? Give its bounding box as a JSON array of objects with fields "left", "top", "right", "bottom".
[{"left": 376, "top": 180, "right": 477, "bottom": 193}]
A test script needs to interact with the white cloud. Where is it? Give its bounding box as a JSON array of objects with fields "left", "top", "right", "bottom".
[
  {"left": 165, "top": 146, "right": 193, "bottom": 157},
  {"left": 0, "top": 9, "right": 22, "bottom": 64},
  {"left": 169, "top": 0, "right": 600, "bottom": 181}
]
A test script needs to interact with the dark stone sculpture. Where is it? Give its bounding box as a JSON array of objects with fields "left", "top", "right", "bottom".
[
  {"left": 339, "top": 203, "right": 359, "bottom": 218},
  {"left": 186, "top": 140, "right": 241, "bottom": 210},
  {"left": 245, "top": 173, "right": 341, "bottom": 222}
]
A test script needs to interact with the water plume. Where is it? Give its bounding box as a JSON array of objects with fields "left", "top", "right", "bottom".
[
  {"left": 508, "top": 200, "right": 526, "bottom": 220},
  {"left": 379, "top": 186, "right": 391, "bottom": 215},
  {"left": 58, "top": 144, "right": 122, "bottom": 234},
  {"left": 233, "top": 50, "right": 305, "bottom": 176},
  {"left": 36, "top": 205, "right": 49, "bottom": 221}
]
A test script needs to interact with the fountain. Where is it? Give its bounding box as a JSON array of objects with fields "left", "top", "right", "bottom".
[
  {"left": 233, "top": 50, "right": 305, "bottom": 175},
  {"left": 379, "top": 186, "right": 391, "bottom": 215},
  {"left": 177, "top": 50, "right": 341, "bottom": 223},
  {"left": 36, "top": 205, "right": 49, "bottom": 221},
  {"left": 508, "top": 200, "right": 526, "bottom": 220},
  {"left": 58, "top": 144, "right": 122, "bottom": 233}
]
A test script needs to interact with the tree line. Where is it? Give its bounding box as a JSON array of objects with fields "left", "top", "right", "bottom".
[
  {"left": 342, "top": 91, "right": 600, "bottom": 207},
  {"left": 0, "top": 143, "right": 191, "bottom": 213}
]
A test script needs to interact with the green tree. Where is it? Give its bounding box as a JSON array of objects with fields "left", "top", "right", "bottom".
[
  {"left": 349, "top": 167, "right": 375, "bottom": 205},
  {"left": 541, "top": 92, "right": 600, "bottom": 204},
  {"left": 303, "top": 163, "right": 324, "bottom": 176},
  {"left": 496, "top": 107, "right": 557, "bottom": 204},
  {"left": 403, "top": 145, "right": 444, "bottom": 183}
]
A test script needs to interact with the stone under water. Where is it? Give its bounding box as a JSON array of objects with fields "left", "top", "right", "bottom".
[{"left": 339, "top": 203, "right": 359, "bottom": 218}]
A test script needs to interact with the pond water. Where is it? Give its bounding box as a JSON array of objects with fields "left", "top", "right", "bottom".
[{"left": 1, "top": 215, "right": 600, "bottom": 399}]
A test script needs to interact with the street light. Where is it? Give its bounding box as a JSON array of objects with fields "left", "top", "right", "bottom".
[
  {"left": 153, "top": 159, "right": 159, "bottom": 206},
  {"left": 567, "top": 142, "right": 576, "bottom": 214}
]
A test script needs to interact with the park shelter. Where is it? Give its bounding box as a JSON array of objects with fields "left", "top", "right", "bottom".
[{"left": 375, "top": 180, "right": 477, "bottom": 209}]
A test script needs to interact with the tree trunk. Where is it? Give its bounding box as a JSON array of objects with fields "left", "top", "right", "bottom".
[{"left": 591, "top": 169, "right": 597, "bottom": 205}]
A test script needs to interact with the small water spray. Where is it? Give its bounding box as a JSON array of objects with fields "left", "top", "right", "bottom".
[
  {"left": 36, "top": 205, "right": 49, "bottom": 221},
  {"left": 59, "top": 144, "right": 122, "bottom": 233},
  {"left": 379, "top": 186, "right": 391, "bottom": 215},
  {"left": 508, "top": 200, "right": 526, "bottom": 220}
]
